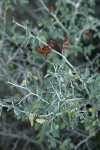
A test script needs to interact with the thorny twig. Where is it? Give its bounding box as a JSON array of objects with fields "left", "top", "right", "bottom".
[{"left": 6, "top": 81, "right": 49, "bottom": 104}]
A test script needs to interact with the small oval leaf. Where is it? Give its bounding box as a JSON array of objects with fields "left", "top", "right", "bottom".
[{"left": 36, "top": 118, "right": 46, "bottom": 124}]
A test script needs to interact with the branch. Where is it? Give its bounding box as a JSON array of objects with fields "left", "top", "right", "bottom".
[
  {"left": 7, "top": 81, "right": 49, "bottom": 104},
  {"left": 0, "top": 131, "right": 43, "bottom": 150},
  {"left": 75, "top": 135, "right": 92, "bottom": 150},
  {"left": 39, "top": 0, "right": 68, "bottom": 34}
]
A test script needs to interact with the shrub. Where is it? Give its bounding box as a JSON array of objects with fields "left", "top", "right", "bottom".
[{"left": 0, "top": 0, "right": 100, "bottom": 149}]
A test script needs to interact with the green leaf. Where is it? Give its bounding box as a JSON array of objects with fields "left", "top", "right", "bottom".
[
  {"left": 32, "top": 101, "right": 40, "bottom": 110},
  {"left": 39, "top": 36, "right": 47, "bottom": 47},
  {"left": 3, "top": 98, "right": 11, "bottom": 103},
  {"left": 51, "top": 140, "right": 57, "bottom": 148},
  {"left": 36, "top": 118, "right": 46, "bottom": 124},
  {"left": 14, "top": 107, "right": 20, "bottom": 116},
  {"left": 0, "top": 107, "right": 2, "bottom": 116},
  {"left": 7, "top": 106, "right": 13, "bottom": 111},
  {"left": 24, "top": 104, "right": 32, "bottom": 112},
  {"left": 33, "top": 76, "right": 39, "bottom": 80},
  {"left": 29, "top": 113, "right": 34, "bottom": 127},
  {"left": 69, "top": 143, "right": 75, "bottom": 148},
  {"left": 85, "top": 68, "right": 90, "bottom": 77},
  {"left": 55, "top": 125, "right": 59, "bottom": 129}
]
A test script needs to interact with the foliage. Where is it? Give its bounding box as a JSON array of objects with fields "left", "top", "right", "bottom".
[{"left": 0, "top": 0, "right": 100, "bottom": 150}]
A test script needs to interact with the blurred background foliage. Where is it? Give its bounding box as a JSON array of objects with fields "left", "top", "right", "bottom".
[{"left": 0, "top": 0, "right": 100, "bottom": 150}]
